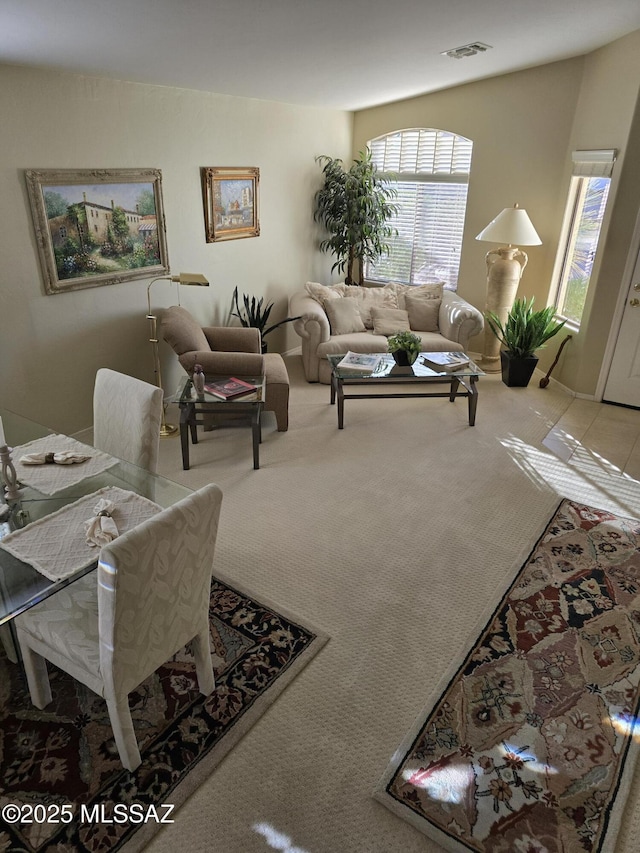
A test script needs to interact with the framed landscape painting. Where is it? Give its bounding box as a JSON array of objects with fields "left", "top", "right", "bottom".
[
  {"left": 25, "top": 167, "right": 170, "bottom": 294},
  {"left": 201, "top": 166, "right": 260, "bottom": 243}
]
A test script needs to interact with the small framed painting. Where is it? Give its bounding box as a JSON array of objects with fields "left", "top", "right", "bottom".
[
  {"left": 25, "top": 167, "right": 170, "bottom": 294},
  {"left": 201, "top": 166, "right": 260, "bottom": 243}
]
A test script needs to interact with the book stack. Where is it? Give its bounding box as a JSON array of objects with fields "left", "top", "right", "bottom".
[
  {"left": 203, "top": 377, "right": 257, "bottom": 399},
  {"left": 421, "top": 352, "right": 470, "bottom": 372}
]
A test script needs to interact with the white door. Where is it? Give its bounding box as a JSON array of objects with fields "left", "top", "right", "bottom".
[{"left": 603, "top": 244, "right": 640, "bottom": 407}]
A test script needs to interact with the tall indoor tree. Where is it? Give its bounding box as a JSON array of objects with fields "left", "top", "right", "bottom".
[{"left": 314, "top": 151, "right": 397, "bottom": 286}]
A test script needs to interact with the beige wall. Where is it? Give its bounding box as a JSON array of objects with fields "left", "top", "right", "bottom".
[
  {"left": 353, "top": 31, "right": 640, "bottom": 396},
  {"left": 556, "top": 31, "right": 640, "bottom": 394},
  {"left": 353, "top": 59, "right": 585, "bottom": 353},
  {"left": 0, "top": 65, "right": 351, "bottom": 432}
]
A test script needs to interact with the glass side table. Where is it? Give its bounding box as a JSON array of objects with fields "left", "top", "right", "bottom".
[{"left": 175, "top": 375, "right": 266, "bottom": 470}]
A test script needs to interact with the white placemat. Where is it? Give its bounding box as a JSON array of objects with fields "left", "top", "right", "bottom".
[
  {"left": 12, "top": 434, "right": 117, "bottom": 496},
  {"left": 0, "top": 486, "right": 162, "bottom": 581}
]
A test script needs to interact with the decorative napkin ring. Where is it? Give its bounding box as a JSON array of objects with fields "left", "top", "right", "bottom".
[{"left": 97, "top": 509, "right": 112, "bottom": 517}]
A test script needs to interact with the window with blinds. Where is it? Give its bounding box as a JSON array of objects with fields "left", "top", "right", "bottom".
[{"left": 366, "top": 128, "right": 473, "bottom": 290}]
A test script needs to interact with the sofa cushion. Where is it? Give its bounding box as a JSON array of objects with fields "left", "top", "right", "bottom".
[
  {"left": 343, "top": 284, "right": 397, "bottom": 328},
  {"left": 406, "top": 292, "right": 440, "bottom": 332},
  {"left": 325, "top": 297, "right": 366, "bottom": 335},
  {"left": 392, "top": 282, "right": 444, "bottom": 310},
  {"left": 160, "top": 305, "right": 210, "bottom": 356},
  {"left": 305, "top": 281, "right": 347, "bottom": 304},
  {"left": 371, "top": 307, "right": 411, "bottom": 336}
]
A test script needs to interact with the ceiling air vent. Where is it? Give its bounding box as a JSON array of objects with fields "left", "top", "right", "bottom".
[{"left": 441, "top": 42, "right": 492, "bottom": 60}]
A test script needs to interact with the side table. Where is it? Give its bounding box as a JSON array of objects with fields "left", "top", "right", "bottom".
[{"left": 176, "top": 375, "right": 265, "bottom": 470}]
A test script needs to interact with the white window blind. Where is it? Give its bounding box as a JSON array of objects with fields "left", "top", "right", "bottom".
[
  {"left": 571, "top": 149, "right": 617, "bottom": 178},
  {"left": 366, "top": 129, "right": 473, "bottom": 289}
]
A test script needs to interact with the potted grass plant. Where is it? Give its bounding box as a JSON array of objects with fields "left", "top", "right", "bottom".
[
  {"left": 387, "top": 331, "right": 422, "bottom": 366},
  {"left": 486, "top": 297, "right": 566, "bottom": 387},
  {"left": 229, "top": 286, "right": 300, "bottom": 352}
]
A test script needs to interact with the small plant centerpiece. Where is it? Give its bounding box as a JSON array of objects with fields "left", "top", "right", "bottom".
[
  {"left": 486, "top": 297, "right": 566, "bottom": 387},
  {"left": 229, "top": 286, "right": 300, "bottom": 353},
  {"left": 387, "top": 331, "right": 422, "bottom": 367}
]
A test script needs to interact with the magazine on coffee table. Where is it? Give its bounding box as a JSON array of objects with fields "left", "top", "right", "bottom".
[
  {"left": 421, "top": 352, "right": 470, "bottom": 372},
  {"left": 203, "top": 377, "right": 257, "bottom": 399},
  {"left": 336, "top": 352, "right": 383, "bottom": 373}
]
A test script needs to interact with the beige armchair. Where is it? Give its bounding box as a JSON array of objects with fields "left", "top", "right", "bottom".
[
  {"left": 160, "top": 306, "right": 290, "bottom": 431},
  {"left": 16, "top": 483, "right": 223, "bottom": 772}
]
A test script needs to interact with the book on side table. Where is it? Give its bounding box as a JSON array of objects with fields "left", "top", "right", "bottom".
[
  {"left": 336, "top": 351, "right": 383, "bottom": 373},
  {"left": 203, "top": 377, "right": 257, "bottom": 399},
  {"left": 421, "top": 352, "right": 470, "bottom": 372}
]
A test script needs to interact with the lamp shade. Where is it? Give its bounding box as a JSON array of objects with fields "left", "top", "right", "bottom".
[
  {"left": 170, "top": 272, "right": 209, "bottom": 286},
  {"left": 475, "top": 204, "right": 541, "bottom": 246}
]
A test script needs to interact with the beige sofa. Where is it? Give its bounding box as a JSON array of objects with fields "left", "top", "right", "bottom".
[{"left": 290, "top": 282, "right": 484, "bottom": 384}]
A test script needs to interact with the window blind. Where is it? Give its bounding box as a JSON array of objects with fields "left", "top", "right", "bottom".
[
  {"left": 366, "top": 128, "right": 473, "bottom": 289},
  {"left": 571, "top": 149, "right": 617, "bottom": 178}
]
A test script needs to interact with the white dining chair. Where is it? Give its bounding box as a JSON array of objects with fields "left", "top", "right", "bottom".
[
  {"left": 15, "top": 482, "right": 223, "bottom": 772},
  {"left": 93, "top": 368, "right": 163, "bottom": 473}
]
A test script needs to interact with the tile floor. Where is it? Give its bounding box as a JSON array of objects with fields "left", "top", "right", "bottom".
[{"left": 543, "top": 397, "right": 640, "bottom": 479}]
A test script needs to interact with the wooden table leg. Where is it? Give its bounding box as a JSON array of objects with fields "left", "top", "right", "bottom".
[{"left": 449, "top": 377, "right": 460, "bottom": 402}]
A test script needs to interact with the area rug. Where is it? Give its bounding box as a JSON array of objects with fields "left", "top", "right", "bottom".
[
  {"left": 0, "top": 575, "right": 328, "bottom": 853},
  {"left": 375, "top": 499, "right": 640, "bottom": 852}
]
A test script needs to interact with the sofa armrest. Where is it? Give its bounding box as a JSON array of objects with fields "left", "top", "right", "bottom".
[
  {"left": 438, "top": 291, "right": 484, "bottom": 350},
  {"left": 178, "top": 351, "right": 265, "bottom": 376},
  {"left": 290, "top": 292, "right": 330, "bottom": 343},
  {"left": 202, "top": 326, "right": 261, "bottom": 353}
]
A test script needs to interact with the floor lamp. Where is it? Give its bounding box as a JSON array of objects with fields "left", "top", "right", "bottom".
[
  {"left": 147, "top": 272, "right": 209, "bottom": 436},
  {"left": 475, "top": 204, "right": 541, "bottom": 372}
]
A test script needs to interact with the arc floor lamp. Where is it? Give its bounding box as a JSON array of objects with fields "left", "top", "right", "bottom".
[
  {"left": 147, "top": 272, "right": 209, "bottom": 436},
  {"left": 476, "top": 204, "right": 541, "bottom": 372}
]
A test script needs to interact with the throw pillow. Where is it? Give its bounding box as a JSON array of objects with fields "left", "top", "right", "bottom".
[
  {"left": 343, "top": 284, "right": 397, "bottom": 329},
  {"left": 305, "top": 281, "right": 347, "bottom": 305},
  {"left": 325, "top": 298, "right": 366, "bottom": 335},
  {"left": 393, "top": 282, "right": 444, "bottom": 310},
  {"left": 405, "top": 292, "right": 440, "bottom": 332},
  {"left": 371, "top": 307, "right": 411, "bottom": 336}
]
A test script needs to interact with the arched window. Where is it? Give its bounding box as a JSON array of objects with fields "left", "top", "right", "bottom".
[{"left": 366, "top": 128, "right": 473, "bottom": 290}]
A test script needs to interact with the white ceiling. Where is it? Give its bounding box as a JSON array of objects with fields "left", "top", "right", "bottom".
[{"left": 2, "top": 0, "right": 640, "bottom": 111}]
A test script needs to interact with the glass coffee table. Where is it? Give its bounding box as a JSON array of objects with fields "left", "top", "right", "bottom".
[
  {"left": 175, "top": 375, "right": 265, "bottom": 470},
  {"left": 327, "top": 353, "right": 484, "bottom": 429}
]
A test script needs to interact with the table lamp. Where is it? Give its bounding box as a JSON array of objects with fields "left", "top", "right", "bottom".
[
  {"left": 147, "top": 272, "right": 209, "bottom": 436},
  {"left": 475, "top": 204, "right": 541, "bottom": 372}
]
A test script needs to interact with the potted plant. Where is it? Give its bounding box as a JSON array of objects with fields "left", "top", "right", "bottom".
[
  {"left": 387, "top": 331, "right": 422, "bottom": 366},
  {"left": 229, "top": 287, "right": 300, "bottom": 353},
  {"left": 314, "top": 150, "right": 398, "bottom": 286},
  {"left": 486, "top": 297, "right": 566, "bottom": 387}
]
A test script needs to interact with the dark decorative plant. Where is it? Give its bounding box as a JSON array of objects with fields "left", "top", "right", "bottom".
[
  {"left": 229, "top": 286, "right": 300, "bottom": 350},
  {"left": 486, "top": 297, "right": 566, "bottom": 359},
  {"left": 314, "top": 150, "right": 398, "bottom": 286}
]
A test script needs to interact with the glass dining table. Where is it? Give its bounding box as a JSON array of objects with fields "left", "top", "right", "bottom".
[{"left": 0, "top": 407, "right": 192, "bottom": 627}]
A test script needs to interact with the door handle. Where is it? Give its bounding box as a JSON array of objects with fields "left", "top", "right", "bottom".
[
  {"left": 630, "top": 298, "right": 640, "bottom": 307},
  {"left": 634, "top": 282, "right": 640, "bottom": 291}
]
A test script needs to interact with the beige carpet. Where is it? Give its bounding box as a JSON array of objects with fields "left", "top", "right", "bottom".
[{"left": 147, "top": 356, "right": 640, "bottom": 853}]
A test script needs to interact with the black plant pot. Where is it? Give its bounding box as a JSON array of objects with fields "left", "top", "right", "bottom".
[
  {"left": 392, "top": 350, "right": 419, "bottom": 367},
  {"left": 500, "top": 350, "right": 538, "bottom": 387}
]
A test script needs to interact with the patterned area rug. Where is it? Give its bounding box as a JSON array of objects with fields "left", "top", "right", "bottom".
[
  {"left": 375, "top": 499, "right": 640, "bottom": 852},
  {"left": 0, "top": 576, "right": 327, "bottom": 852}
]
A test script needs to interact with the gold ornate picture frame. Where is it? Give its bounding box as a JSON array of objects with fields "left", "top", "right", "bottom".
[
  {"left": 25, "top": 167, "right": 169, "bottom": 294},
  {"left": 201, "top": 167, "right": 260, "bottom": 243}
]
